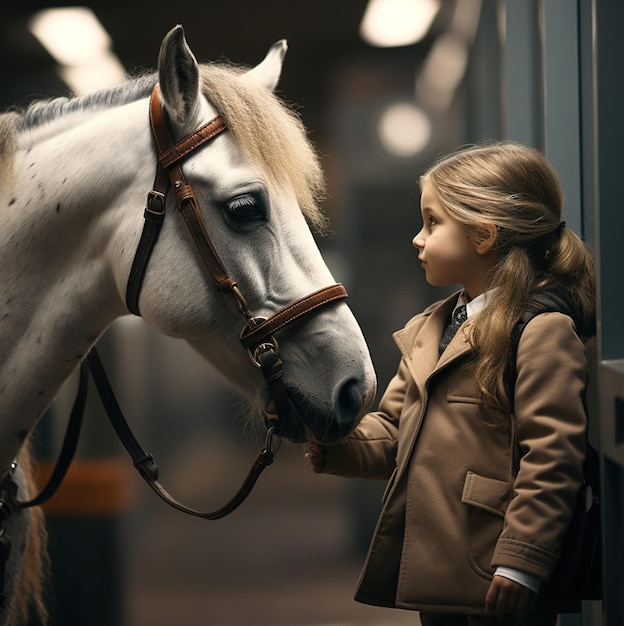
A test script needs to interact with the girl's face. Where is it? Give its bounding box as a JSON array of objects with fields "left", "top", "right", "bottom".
[{"left": 412, "top": 181, "right": 496, "bottom": 300}]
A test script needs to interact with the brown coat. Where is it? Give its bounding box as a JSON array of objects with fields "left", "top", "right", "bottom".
[{"left": 323, "top": 291, "right": 588, "bottom": 613}]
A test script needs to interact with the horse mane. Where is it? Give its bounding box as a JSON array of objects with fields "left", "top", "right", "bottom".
[
  {"left": 15, "top": 74, "right": 156, "bottom": 133},
  {"left": 0, "top": 61, "right": 328, "bottom": 232}
]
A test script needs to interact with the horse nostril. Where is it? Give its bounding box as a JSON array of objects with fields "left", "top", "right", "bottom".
[
  {"left": 324, "top": 377, "right": 366, "bottom": 442},
  {"left": 338, "top": 377, "right": 364, "bottom": 417},
  {"left": 283, "top": 376, "right": 371, "bottom": 443}
]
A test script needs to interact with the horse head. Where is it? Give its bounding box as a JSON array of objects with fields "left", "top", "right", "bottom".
[{"left": 125, "top": 26, "right": 376, "bottom": 443}]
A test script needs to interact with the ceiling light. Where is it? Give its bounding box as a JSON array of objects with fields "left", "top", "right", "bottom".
[
  {"left": 29, "top": 7, "right": 126, "bottom": 93},
  {"left": 30, "top": 7, "right": 111, "bottom": 66},
  {"left": 360, "top": 0, "right": 441, "bottom": 48},
  {"left": 378, "top": 102, "right": 431, "bottom": 157}
]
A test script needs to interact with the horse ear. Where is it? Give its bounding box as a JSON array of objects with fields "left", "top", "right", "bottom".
[
  {"left": 158, "top": 25, "right": 201, "bottom": 125},
  {"left": 243, "top": 40, "right": 287, "bottom": 92}
]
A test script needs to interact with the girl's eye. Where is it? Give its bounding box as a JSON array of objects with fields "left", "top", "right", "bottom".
[
  {"left": 224, "top": 192, "right": 267, "bottom": 224},
  {"left": 428, "top": 216, "right": 437, "bottom": 227}
]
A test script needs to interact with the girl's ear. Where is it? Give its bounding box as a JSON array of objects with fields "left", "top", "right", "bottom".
[{"left": 472, "top": 223, "right": 497, "bottom": 255}]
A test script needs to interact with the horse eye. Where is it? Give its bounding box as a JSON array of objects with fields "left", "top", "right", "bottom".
[{"left": 224, "top": 193, "right": 266, "bottom": 223}]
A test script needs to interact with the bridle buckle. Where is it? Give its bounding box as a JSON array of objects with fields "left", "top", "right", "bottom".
[
  {"left": 240, "top": 317, "right": 279, "bottom": 367},
  {"left": 145, "top": 190, "right": 166, "bottom": 217},
  {"left": 250, "top": 341, "right": 280, "bottom": 368}
]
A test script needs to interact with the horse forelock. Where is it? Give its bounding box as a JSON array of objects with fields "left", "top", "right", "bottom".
[{"left": 199, "top": 63, "right": 328, "bottom": 234}]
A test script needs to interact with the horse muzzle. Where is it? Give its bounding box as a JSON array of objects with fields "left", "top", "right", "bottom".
[{"left": 265, "top": 374, "right": 372, "bottom": 444}]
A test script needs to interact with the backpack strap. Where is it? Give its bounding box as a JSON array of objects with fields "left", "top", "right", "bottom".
[{"left": 507, "top": 292, "right": 575, "bottom": 399}]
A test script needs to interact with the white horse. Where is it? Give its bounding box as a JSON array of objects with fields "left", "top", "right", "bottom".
[{"left": 0, "top": 25, "right": 376, "bottom": 625}]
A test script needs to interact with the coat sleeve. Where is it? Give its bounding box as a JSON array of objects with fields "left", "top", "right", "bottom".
[
  {"left": 492, "top": 312, "right": 588, "bottom": 580},
  {"left": 321, "top": 355, "right": 410, "bottom": 479}
]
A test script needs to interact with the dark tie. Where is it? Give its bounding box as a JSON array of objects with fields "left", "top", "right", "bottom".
[{"left": 439, "top": 304, "right": 467, "bottom": 355}]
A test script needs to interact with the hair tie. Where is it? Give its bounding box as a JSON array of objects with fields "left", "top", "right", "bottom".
[
  {"left": 544, "top": 221, "right": 566, "bottom": 260},
  {"left": 525, "top": 220, "right": 566, "bottom": 266}
]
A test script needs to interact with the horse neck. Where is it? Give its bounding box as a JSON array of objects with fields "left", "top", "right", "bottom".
[{"left": 0, "top": 98, "right": 153, "bottom": 470}]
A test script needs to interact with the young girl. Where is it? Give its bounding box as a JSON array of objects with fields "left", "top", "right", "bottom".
[{"left": 305, "top": 142, "right": 596, "bottom": 626}]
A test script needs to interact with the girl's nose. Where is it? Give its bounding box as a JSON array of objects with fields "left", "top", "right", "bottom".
[{"left": 412, "top": 232, "right": 425, "bottom": 249}]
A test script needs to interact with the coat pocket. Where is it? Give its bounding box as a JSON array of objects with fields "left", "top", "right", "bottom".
[{"left": 461, "top": 471, "right": 514, "bottom": 578}]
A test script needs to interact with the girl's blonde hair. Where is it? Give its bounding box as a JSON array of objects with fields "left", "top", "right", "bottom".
[{"left": 421, "top": 141, "right": 596, "bottom": 415}]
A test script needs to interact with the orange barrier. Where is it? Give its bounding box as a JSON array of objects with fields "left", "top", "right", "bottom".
[{"left": 36, "top": 459, "right": 133, "bottom": 517}]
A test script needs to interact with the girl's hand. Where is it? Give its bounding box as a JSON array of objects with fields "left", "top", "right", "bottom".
[
  {"left": 304, "top": 442, "right": 328, "bottom": 473},
  {"left": 484, "top": 576, "right": 535, "bottom": 619}
]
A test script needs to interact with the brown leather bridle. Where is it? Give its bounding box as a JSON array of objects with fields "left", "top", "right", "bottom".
[
  {"left": 7, "top": 84, "right": 350, "bottom": 520},
  {"left": 127, "top": 84, "right": 349, "bottom": 426}
]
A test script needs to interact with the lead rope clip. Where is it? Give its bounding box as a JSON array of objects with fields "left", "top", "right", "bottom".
[{"left": 257, "top": 424, "right": 281, "bottom": 467}]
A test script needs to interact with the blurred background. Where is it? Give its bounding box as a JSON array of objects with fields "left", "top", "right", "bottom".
[{"left": 1, "top": 1, "right": 618, "bottom": 625}]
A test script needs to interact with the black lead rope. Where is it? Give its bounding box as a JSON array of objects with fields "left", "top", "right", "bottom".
[
  {"left": 0, "top": 364, "right": 88, "bottom": 603},
  {"left": 6, "top": 347, "right": 280, "bottom": 520},
  {"left": 8, "top": 363, "right": 89, "bottom": 511},
  {"left": 85, "top": 348, "right": 281, "bottom": 520}
]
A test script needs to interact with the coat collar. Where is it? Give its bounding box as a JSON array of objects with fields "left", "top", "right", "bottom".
[{"left": 393, "top": 290, "right": 474, "bottom": 388}]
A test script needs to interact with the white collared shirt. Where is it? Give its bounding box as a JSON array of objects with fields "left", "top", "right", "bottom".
[{"left": 455, "top": 289, "right": 493, "bottom": 318}]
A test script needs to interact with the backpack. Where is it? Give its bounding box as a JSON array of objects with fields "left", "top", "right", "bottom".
[{"left": 507, "top": 294, "right": 602, "bottom": 611}]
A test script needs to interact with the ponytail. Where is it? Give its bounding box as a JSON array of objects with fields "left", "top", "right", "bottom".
[{"left": 541, "top": 227, "right": 596, "bottom": 339}]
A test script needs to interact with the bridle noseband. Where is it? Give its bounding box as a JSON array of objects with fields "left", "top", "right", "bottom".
[{"left": 4, "top": 84, "right": 349, "bottom": 521}]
